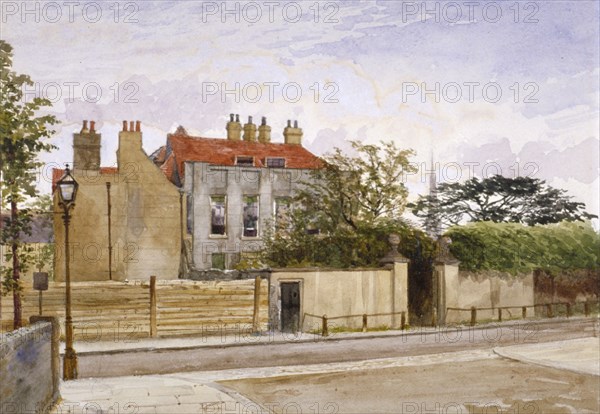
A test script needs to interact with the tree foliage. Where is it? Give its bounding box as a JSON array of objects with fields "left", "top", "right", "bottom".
[
  {"left": 299, "top": 140, "right": 416, "bottom": 229},
  {"left": 0, "top": 40, "right": 57, "bottom": 328},
  {"left": 445, "top": 221, "right": 600, "bottom": 275},
  {"left": 410, "top": 175, "right": 596, "bottom": 228},
  {"left": 262, "top": 140, "right": 427, "bottom": 268}
]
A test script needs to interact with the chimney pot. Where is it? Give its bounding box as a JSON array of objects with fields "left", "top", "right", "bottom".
[
  {"left": 235, "top": 114, "right": 240, "bottom": 122},
  {"left": 90, "top": 121, "right": 96, "bottom": 132},
  {"left": 122, "top": 120, "right": 128, "bottom": 131},
  {"left": 129, "top": 121, "right": 134, "bottom": 131},
  {"left": 294, "top": 120, "right": 298, "bottom": 128},
  {"left": 81, "top": 120, "right": 88, "bottom": 133},
  {"left": 261, "top": 116, "right": 267, "bottom": 126},
  {"left": 248, "top": 116, "right": 253, "bottom": 124},
  {"left": 135, "top": 120, "right": 141, "bottom": 132},
  {"left": 230, "top": 113, "right": 234, "bottom": 122},
  {"left": 287, "top": 120, "right": 291, "bottom": 127}
]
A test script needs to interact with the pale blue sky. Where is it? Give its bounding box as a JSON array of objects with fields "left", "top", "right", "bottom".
[{"left": 2, "top": 0, "right": 599, "bottom": 217}]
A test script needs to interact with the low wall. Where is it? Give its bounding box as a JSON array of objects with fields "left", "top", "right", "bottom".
[
  {"left": 0, "top": 317, "right": 60, "bottom": 414},
  {"left": 1, "top": 279, "right": 268, "bottom": 340},
  {"left": 271, "top": 263, "right": 408, "bottom": 332},
  {"left": 441, "top": 268, "right": 534, "bottom": 324}
]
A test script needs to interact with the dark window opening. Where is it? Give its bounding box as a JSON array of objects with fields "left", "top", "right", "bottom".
[
  {"left": 210, "top": 196, "right": 226, "bottom": 235},
  {"left": 236, "top": 156, "right": 254, "bottom": 166},
  {"left": 266, "top": 157, "right": 286, "bottom": 168},
  {"left": 186, "top": 194, "right": 193, "bottom": 235},
  {"left": 243, "top": 195, "right": 259, "bottom": 237}
]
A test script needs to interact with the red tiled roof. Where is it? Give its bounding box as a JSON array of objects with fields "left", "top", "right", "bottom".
[
  {"left": 163, "top": 133, "right": 323, "bottom": 184},
  {"left": 52, "top": 167, "right": 118, "bottom": 192}
]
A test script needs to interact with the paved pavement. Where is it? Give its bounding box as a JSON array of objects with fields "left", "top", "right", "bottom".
[
  {"left": 494, "top": 336, "right": 600, "bottom": 376},
  {"left": 53, "top": 334, "right": 599, "bottom": 414}
]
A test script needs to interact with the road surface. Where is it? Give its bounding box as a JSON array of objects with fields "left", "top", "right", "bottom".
[{"left": 74, "top": 318, "right": 597, "bottom": 378}]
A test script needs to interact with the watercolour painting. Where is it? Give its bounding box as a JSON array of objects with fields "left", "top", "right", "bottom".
[{"left": 1, "top": 1, "right": 599, "bottom": 413}]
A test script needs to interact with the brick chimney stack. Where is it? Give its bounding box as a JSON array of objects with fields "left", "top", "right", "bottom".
[
  {"left": 73, "top": 120, "right": 101, "bottom": 171},
  {"left": 283, "top": 119, "right": 303, "bottom": 145},
  {"left": 226, "top": 113, "right": 242, "bottom": 141},
  {"left": 118, "top": 119, "right": 143, "bottom": 167},
  {"left": 258, "top": 116, "right": 271, "bottom": 143},
  {"left": 243, "top": 116, "right": 257, "bottom": 142}
]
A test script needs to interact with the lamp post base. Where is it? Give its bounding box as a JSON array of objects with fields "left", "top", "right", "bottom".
[{"left": 63, "top": 347, "right": 78, "bottom": 380}]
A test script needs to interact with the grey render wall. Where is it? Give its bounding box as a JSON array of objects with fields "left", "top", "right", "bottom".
[
  {"left": 0, "top": 320, "right": 59, "bottom": 414},
  {"left": 185, "top": 162, "right": 313, "bottom": 270}
]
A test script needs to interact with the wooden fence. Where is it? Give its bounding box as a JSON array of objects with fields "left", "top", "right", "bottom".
[
  {"left": 0, "top": 277, "right": 268, "bottom": 341},
  {"left": 304, "top": 311, "right": 408, "bottom": 337},
  {"left": 447, "top": 300, "right": 599, "bottom": 326}
]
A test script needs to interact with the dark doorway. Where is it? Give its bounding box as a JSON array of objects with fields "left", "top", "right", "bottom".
[
  {"left": 407, "top": 245, "right": 435, "bottom": 327},
  {"left": 281, "top": 282, "right": 300, "bottom": 333}
]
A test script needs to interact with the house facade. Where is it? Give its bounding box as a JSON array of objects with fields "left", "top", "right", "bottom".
[
  {"left": 52, "top": 120, "right": 182, "bottom": 281},
  {"left": 152, "top": 115, "right": 322, "bottom": 271}
]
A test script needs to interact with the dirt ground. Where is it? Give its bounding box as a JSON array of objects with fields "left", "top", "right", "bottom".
[{"left": 219, "top": 357, "right": 600, "bottom": 414}]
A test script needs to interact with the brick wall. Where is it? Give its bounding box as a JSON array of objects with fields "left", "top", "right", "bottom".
[{"left": 0, "top": 319, "right": 60, "bottom": 413}]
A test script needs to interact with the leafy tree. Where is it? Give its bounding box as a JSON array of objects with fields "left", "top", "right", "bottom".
[
  {"left": 299, "top": 140, "right": 416, "bottom": 229},
  {"left": 0, "top": 41, "right": 57, "bottom": 329},
  {"left": 410, "top": 175, "right": 596, "bottom": 229},
  {"left": 262, "top": 140, "right": 422, "bottom": 268}
]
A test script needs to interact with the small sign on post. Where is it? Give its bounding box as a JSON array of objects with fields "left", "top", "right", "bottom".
[{"left": 33, "top": 272, "right": 49, "bottom": 315}]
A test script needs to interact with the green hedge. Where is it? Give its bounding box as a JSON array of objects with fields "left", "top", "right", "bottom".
[{"left": 445, "top": 221, "right": 600, "bottom": 275}]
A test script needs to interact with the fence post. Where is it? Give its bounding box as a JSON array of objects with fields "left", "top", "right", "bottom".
[
  {"left": 401, "top": 311, "right": 406, "bottom": 331},
  {"left": 362, "top": 314, "right": 367, "bottom": 333},
  {"left": 150, "top": 276, "right": 157, "bottom": 338},
  {"left": 566, "top": 303, "right": 571, "bottom": 318},
  {"left": 522, "top": 306, "right": 527, "bottom": 319},
  {"left": 546, "top": 303, "right": 553, "bottom": 318},
  {"left": 498, "top": 308, "right": 502, "bottom": 322},
  {"left": 470, "top": 307, "right": 477, "bottom": 326},
  {"left": 322, "top": 315, "right": 328, "bottom": 337},
  {"left": 431, "top": 308, "right": 437, "bottom": 327},
  {"left": 252, "top": 276, "right": 262, "bottom": 334},
  {"left": 584, "top": 300, "right": 590, "bottom": 317}
]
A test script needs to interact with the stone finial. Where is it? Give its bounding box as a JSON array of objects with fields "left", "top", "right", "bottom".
[
  {"left": 435, "top": 236, "right": 459, "bottom": 265},
  {"left": 379, "top": 233, "right": 409, "bottom": 265}
]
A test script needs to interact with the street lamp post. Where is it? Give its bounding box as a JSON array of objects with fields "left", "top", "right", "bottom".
[{"left": 56, "top": 164, "right": 79, "bottom": 380}]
